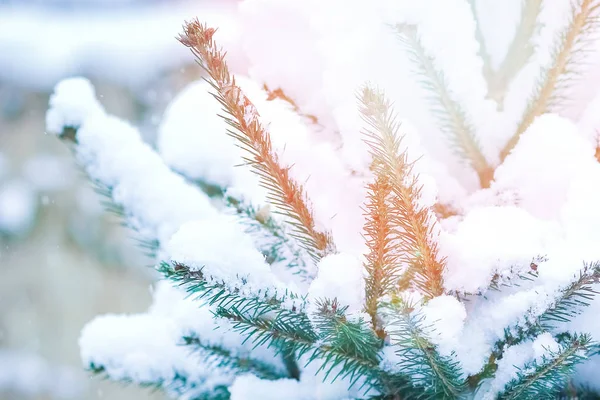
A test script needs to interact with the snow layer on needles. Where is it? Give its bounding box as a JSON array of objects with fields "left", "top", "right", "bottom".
[
  {"left": 440, "top": 206, "right": 561, "bottom": 293},
  {"left": 167, "top": 218, "right": 304, "bottom": 309},
  {"left": 80, "top": 282, "right": 285, "bottom": 397},
  {"left": 46, "top": 78, "right": 217, "bottom": 245},
  {"left": 307, "top": 253, "right": 365, "bottom": 318}
]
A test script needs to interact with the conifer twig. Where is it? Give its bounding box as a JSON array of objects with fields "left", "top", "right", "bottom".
[
  {"left": 359, "top": 85, "right": 446, "bottom": 299},
  {"left": 395, "top": 23, "right": 493, "bottom": 188},
  {"left": 470, "top": 0, "right": 544, "bottom": 108},
  {"left": 498, "top": 333, "right": 593, "bottom": 400},
  {"left": 363, "top": 175, "right": 399, "bottom": 335},
  {"left": 178, "top": 20, "right": 335, "bottom": 262},
  {"left": 263, "top": 84, "right": 319, "bottom": 124},
  {"left": 383, "top": 297, "right": 465, "bottom": 399},
  {"left": 501, "top": 0, "right": 600, "bottom": 161}
]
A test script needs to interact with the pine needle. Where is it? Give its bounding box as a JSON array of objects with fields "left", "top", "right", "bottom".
[
  {"left": 501, "top": 0, "right": 600, "bottom": 161},
  {"left": 178, "top": 20, "right": 336, "bottom": 263},
  {"left": 359, "top": 85, "right": 446, "bottom": 299}
]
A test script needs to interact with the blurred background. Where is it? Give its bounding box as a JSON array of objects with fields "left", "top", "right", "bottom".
[{"left": 0, "top": 0, "right": 236, "bottom": 398}]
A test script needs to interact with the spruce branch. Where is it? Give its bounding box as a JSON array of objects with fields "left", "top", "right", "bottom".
[
  {"left": 383, "top": 297, "right": 466, "bottom": 399},
  {"left": 363, "top": 175, "right": 400, "bottom": 335},
  {"left": 157, "top": 262, "right": 306, "bottom": 313},
  {"left": 498, "top": 333, "right": 594, "bottom": 400},
  {"left": 178, "top": 20, "right": 336, "bottom": 263},
  {"left": 170, "top": 260, "right": 407, "bottom": 396},
  {"left": 224, "top": 196, "right": 312, "bottom": 280},
  {"left": 470, "top": 0, "right": 544, "bottom": 109},
  {"left": 182, "top": 336, "right": 286, "bottom": 380},
  {"left": 538, "top": 261, "right": 600, "bottom": 330},
  {"left": 395, "top": 23, "right": 493, "bottom": 188},
  {"left": 57, "top": 125, "right": 161, "bottom": 258},
  {"left": 501, "top": 0, "right": 600, "bottom": 161},
  {"left": 88, "top": 363, "right": 230, "bottom": 400},
  {"left": 310, "top": 299, "right": 383, "bottom": 387},
  {"left": 359, "top": 85, "right": 446, "bottom": 299},
  {"left": 263, "top": 84, "right": 319, "bottom": 125},
  {"left": 470, "top": 261, "right": 599, "bottom": 388}
]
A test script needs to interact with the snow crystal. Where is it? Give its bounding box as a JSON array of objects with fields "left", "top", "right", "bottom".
[{"left": 307, "top": 253, "right": 365, "bottom": 318}]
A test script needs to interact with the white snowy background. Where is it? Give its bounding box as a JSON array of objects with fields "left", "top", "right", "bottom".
[{"left": 0, "top": 0, "right": 237, "bottom": 399}]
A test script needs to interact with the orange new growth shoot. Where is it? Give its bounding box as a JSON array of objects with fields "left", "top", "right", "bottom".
[
  {"left": 360, "top": 86, "right": 446, "bottom": 300},
  {"left": 179, "top": 20, "right": 335, "bottom": 261}
]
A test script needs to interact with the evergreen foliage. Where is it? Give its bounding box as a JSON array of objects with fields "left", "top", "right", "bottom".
[{"left": 47, "top": 1, "right": 600, "bottom": 399}]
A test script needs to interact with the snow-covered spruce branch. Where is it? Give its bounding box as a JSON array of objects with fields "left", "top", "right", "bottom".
[
  {"left": 46, "top": 78, "right": 217, "bottom": 247},
  {"left": 178, "top": 20, "right": 336, "bottom": 263},
  {"left": 359, "top": 86, "right": 446, "bottom": 300},
  {"left": 394, "top": 24, "right": 493, "bottom": 188},
  {"left": 501, "top": 0, "right": 600, "bottom": 161},
  {"left": 46, "top": 78, "right": 309, "bottom": 393},
  {"left": 181, "top": 338, "right": 287, "bottom": 381},
  {"left": 497, "top": 333, "right": 594, "bottom": 400},
  {"left": 382, "top": 297, "right": 465, "bottom": 399},
  {"left": 160, "top": 261, "right": 418, "bottom": 397},
  {"left": 224, "top": 196, "right": 312, "bottom": 280},
  {"left": 469, "top": 262, "right": 600, "bottom": 387},
  {"left": 469, "top": 0, "right": 544, "bottom": 108}
]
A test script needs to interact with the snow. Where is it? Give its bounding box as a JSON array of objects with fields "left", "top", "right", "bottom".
[
  {"left": 492, "top": 114, "right": 596, "bottom": 220},
  {"left": 157, "top": 80, "right": 266, "bottom": 205},
  {"left": 420, "top": 295, "right": 467, "bottom": 357},
  {"left": 0, "top": 180, "right": 37, "bottom": 237},
  {"left": 46, "top": 78, "right": 103, "bottom": 134},
  {"left": 307, "top": 253, "right": 366, "bottom": 319},
  {"left": 440, "top": 206, "right": 561, "bottom": 294},
  {"left": 480, "top": 341, "right": 534, "bottom": 399},
  {"left": 166, "top": 217, "right": 304, "bottom": 309},
  {"left": 79, "top": 281, "right": 285, "bottom": 398},
  {"left": 46, "top": 77, "right": 218, "bottom": 245}
]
